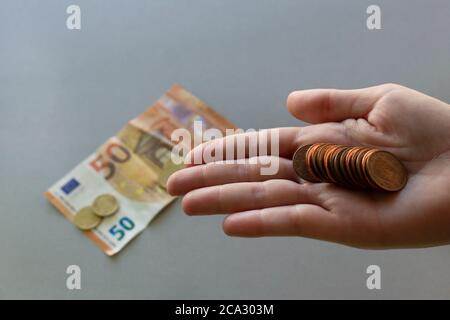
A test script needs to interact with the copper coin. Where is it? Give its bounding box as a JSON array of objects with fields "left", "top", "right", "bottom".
[
  {"left": 309, "top": 144, "right": 323, "bottom": 181},
  {"left": 321, "top": 145, "right": 332, "bottom": 182},
  {"left": 323, "top": 145, "right": 340, "bottom": 183},
  {"left": 361, "top": 149, "right": 382, "bottom": 190},
  {"left": 365, "top": 150, "right": 408, "bottom": 191},
  {"left": 306, "top": 144, "right": 320, "bottom": 182},
  {"left": 338, "top": 147, "right": 353, "bottom": 187},
  {"left": 354, "top": 147, "right": 371, "bottom": 187},
  {"left": 307, "top": 143, "right": 322, "bottom": 181},
  {"left": 315, "top": 144, "right": 331, "bottom": 181},
  {"left": 344, "top": 147, "right": 361, "bottom": 188},
  {"left": 349, "top": 147, "right": 367, "bottom": 188},
  {"left": 292, "top": 144, "right": 320, "bottom": 182},
  {"left": 331, "top": 146, "right": 348, "bottom": 186},
  {"left": 345, "top": 147, "right": 358, "bottom": 187},
  {"left": 294, "top": 143, "right": 408, "bottom": 192}
]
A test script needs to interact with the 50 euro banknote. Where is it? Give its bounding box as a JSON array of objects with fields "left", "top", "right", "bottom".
[{"left": 44, "top": 85, "right": 235, "bottom": 255}]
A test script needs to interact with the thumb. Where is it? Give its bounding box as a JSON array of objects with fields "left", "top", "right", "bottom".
[{"left": 286, "top": 83, "right": 398, "bottom": 124}]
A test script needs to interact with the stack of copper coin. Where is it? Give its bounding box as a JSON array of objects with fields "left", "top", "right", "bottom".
[{"left": 292, "top": 143, "right": 408, "bottom": 192}]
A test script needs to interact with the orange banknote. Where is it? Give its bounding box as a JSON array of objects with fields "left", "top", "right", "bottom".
[{"left": 45, "top": 85, "right": 235, "bottom": 255}]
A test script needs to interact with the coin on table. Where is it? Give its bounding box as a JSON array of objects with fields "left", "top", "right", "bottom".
[
  {"left": 366, "top": 151, "right": 408, "bottom": 191},
  {"left": 158, "top": 161, "right": 185, "bottom": 189},
  {"left": 92, "top": 194, "right": 120, "bottom": 217},
  {"left": 73, "top": 207, "right": 102, "bottom": 231}
]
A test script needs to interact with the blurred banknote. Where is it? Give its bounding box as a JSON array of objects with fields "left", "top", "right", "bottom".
[{"left": 45, "top": 85, "right": 235, "bottom": 255}]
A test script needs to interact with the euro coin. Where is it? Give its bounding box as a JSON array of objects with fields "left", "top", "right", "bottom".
[
  {"left": 92, "top": 194, "right": 120, "bottom": 217},
  {"left": 73, "top": 207, "right": 102, "bottom": 231}
]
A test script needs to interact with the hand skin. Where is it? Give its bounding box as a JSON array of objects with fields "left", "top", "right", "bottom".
[{"left": 167, "top": 84, "right": 450, "bottom": 249}]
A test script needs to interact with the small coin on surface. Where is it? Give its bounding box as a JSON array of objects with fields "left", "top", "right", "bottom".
[
  {"left": 92, "top": 194, "right": 120, "bottom": 217},
  {"left": 73, "top": 207, "right": 102, "bottom": 231}
]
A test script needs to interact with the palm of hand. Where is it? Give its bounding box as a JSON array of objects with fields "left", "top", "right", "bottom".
[
  {"left": 168, "top": 84, "right": 450, "bottom": 249},
  {"left": 309, "top": 86, "right": 450, "bottom": 248}
]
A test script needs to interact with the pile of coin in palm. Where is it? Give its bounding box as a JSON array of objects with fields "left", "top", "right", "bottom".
[
  {"left": 292, "top": 143, "right": 408, "bottom": 192},
  {"left": 73, "top": 194, "right": 120, "bottom": 231}
]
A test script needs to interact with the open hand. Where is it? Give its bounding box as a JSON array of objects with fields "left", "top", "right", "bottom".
[{"left": 167, "top": 84, "right": 450, "bottom": 249}]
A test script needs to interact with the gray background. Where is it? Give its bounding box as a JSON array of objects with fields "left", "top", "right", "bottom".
[{"left": 1, "top": 0, "right": 450, "bottom": 299}]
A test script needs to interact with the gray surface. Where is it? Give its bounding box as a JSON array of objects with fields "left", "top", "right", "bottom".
[{"left": 1, "top": 0, "right": 450, "bottom": 299}]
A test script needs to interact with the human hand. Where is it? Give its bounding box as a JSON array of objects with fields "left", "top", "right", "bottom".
[{"left": 167, "top": 84, "right": 450, "bottom": 249}]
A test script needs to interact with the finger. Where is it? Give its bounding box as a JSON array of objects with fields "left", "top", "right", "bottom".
[
  {"left": 185, "top": 128, "right": 298, "bottom": 166},
  {"left": 182, "top": 180, "right": 320, "bottom": 215},
  {"left": 223, "top": 204, "right": 344, "bottom": 243},
  {"left": 286, "top": 84, "right": 398, "bottom": 124},
  {"left": 293, "top": 122, "right": 355, "bottom": 147},
  {"left": 167, "top": 157, "right": 298, "bottom": 196},
  {"left": 185, "top": 124, "right": 355, "bottom": 166}
]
